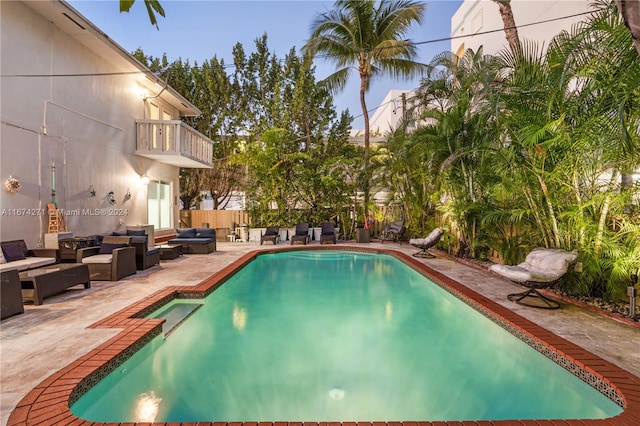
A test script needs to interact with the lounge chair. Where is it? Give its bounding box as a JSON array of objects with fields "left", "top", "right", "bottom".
[
  {"left": 320, "top": 222, "right": 337, "bottom": 244},
  {"left": 409, "top": 228, "right": 443, "bottom": 258},
  {"left": 489, "top": 248, "right": 578, "bottom": 309},
  {"left": 290, "top": 223, "right": 310, "bottom": 245},
  {"left": 260, "top": 226, "right": 280, "bottom": 245},
  {"left": 77, "top": 236, "right": 137, "bottom": 281},
  {"left": 381, "top": 220, "right": 406, "bottom": 244}
]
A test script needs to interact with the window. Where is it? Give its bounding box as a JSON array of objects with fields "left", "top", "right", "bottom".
[{"left": 147, "top": 180, "right": 172, "bottom": 230}]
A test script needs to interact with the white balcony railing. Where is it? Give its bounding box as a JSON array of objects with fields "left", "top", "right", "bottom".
[{"left": 136, "top": 120, "right": 214, "bottom": 168}]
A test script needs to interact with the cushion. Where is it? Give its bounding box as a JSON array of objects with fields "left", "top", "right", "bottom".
[
  {"left": 0, "top": 257, "right": 56, "bottom": 272},
  {"left": 112, "top": 231, "right": 127, "bottom": 236},
  {"left": 126, "top": 229, "right": 146, "bottom": 236},
  {"left": 176, "top": 228, "right": 197, "bottom": 238},
  {"left": 82, "top": 254, "right": 113, "bottom": 264},
  {"left": 168, "top": 238, "right": 215, "bottom": 244},
  {"left": 98, "top": 243, "right": 126, "bottom": 254},
  {"left": 195, "top": 228, "right": 216, "bottom": 238},
  {"left": 2, "top": 242, "right": 25, "bottom": 262}
]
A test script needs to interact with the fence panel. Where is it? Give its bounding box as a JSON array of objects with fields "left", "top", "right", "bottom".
[{"left": 180, "top": 210, "right": 250, "bottom": 240}]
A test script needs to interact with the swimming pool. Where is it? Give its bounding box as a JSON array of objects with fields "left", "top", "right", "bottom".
[
  {"left": 69, "top": 250, "right": 621, "bottom": 422},
  {"left": 9, "top": 246, "right": 640, "bottom": 426}
]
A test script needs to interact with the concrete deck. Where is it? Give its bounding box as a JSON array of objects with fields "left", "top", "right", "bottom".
[{"left": 1, "top": 241, "right": 639, "bottom": 425}]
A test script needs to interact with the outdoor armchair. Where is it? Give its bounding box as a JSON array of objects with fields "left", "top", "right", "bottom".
[
  {"left": 489, "top": 248, "right": 578, "bottom": 309},
  {"left": 77, "top": 236, "right": 137, "bottom": 281}
]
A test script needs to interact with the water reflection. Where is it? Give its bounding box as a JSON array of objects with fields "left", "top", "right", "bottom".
[
  {"left": 385, "top": 300, "right": 393, "bottom": 321},
  {"left": 135, "top": 391, "right": 162, "bottom": 422},
  {"left": 233, "top": 303, "right": 247, "bottom": 331}
]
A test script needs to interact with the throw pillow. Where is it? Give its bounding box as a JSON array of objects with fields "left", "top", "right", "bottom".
[
  {"left": 98, "top": 243, "right": 126, "bottom": 254},
  {"left": 126, "top": 229, "right": 146, "bottom": 236},
  {"left": 195, "top": 228, "right": 216, "bottom": 238},
  {"left": 112, "top": 231, "right": 127, "bottom": 236},
  {"left": 176, "top": 228, "right": 196, "bottom": 238},
  {"left": 2, "top": 242, "right": 25, "bottom": 262}
]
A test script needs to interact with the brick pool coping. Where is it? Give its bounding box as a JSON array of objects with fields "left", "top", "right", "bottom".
[{"left": 8, "top": 246, "right": 640, "bottom": 426}]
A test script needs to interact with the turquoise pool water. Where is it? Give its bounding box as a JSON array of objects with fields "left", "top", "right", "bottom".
[{"left": 71, "top": 250, "right": 621, "bottom": 422}]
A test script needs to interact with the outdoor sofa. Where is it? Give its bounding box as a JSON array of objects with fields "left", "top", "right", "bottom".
[
  {"left": 0, "top": 239, "right": 59, "bottom": 272},
  {"left": 167, "top": 228, "right": 216, "bottom": 254}
]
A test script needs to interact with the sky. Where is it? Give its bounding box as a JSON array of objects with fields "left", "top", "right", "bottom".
[{"left": 68, "top": 0, "right": 464, "bottom": 130}]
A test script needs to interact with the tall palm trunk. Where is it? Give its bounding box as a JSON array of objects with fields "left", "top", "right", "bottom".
[
  {"left": 536, "top": 174, "right": 560, "bottom": 248},
  {"left": 616, "top": 0, "right": 640, "bottom": 55},
  {"left": 360, "top": 68, "right": 371, "bottom": 214},
  {"left": 493, "top": 0, "right": 522, "bottom": 55}
]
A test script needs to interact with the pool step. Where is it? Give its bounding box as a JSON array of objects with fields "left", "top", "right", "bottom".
[{"left": 150, "top": 301, "right": 203, "bottom": 337}]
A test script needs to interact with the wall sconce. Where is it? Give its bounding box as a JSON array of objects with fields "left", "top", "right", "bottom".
[
  {"left": 107, "top": 191, "right": 116, "bottom": 205},
  {"left": 140, "top": 175, "right": 150, "bottom": 185},
  {"left": 124, "top": 188, "right": 131, "bottom": 201},
  {"left": 89, "top": 185, "right": 96, "bottom": 197},
  {"left": 4, "top": 176, "right": 21, "bottom": 193}
]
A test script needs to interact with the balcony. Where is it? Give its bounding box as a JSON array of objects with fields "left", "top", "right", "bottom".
[{"left": 136, "top": 120, "right": 214, "bottom": 168}]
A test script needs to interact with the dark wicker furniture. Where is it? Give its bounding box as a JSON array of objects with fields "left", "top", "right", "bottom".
[
  {"left": 1, "top": 269, "right": 24, "bottom": 319},
  {"left": 320, "top": 222, "right": 337, "bottom": 244},
  {"left": 167, "top": 228, "right": 216, "bottom": 254},
  {"left": 260, "top": 226, "right": 280, "bottom": 245},
  {"left": 18, "top": 263, "right": 90, "bottom": 305},
  {"left": 77, "top": 236, "right": 137, "bottom": 281},
  {"left": 290, "top": 223, "right": 310, "bottom": 245},
  {"left": 159, "top": 244, "right": 183, "bottom": 260}
]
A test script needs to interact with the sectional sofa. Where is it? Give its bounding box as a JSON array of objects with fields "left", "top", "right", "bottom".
[{"left": 167, "top": 227, "right": 216, "bottom": 254}]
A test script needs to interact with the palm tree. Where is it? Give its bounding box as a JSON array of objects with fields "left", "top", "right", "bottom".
[
  {"left": 303, "top": 0, "right": 427, "bottom": 211},
  {"left": 491, "top": 0, "right": 521, "bottom": 55},
  {"left": 119, "top": 0, "right": 165, "bottom": 29}
]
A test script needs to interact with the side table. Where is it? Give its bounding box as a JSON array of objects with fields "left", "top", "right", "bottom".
[
  {"left": 19, "top": 263, "right": 91, "bottom": 305},
  {"left": 159, "top": 244, "right": 183, "bottom": 261}
]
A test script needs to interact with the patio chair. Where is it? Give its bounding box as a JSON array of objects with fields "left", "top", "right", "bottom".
[
  {"left": 320, "top": 222, "right": 337, "bottom": 244},
  {"left": 489, "top": 248, "right": 578, "bottom": 309},
  {"left": 381, "top": 220, "right": 406, "bottom": 244},
  {"left": 77, "top": 236, "right": 137, "bottom": 281},
  {"left": 260, "top": 226, "right": 280, "bottom": 245},
  {"left": 290, "top": 223, "right": 310, "bottom": 245},
  {"left": 409, "top": 228, "right": 443, "bottom": 258}
]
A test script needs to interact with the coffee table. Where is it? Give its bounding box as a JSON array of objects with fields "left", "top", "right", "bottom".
[
  {"left": 19, "top": 263, "right": 90, "bottom": 305},
  {"left": 158, "top": 244, "right": 183, "bottom": 260}
]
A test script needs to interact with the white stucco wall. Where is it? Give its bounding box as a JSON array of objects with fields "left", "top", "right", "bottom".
[
  {"left": 451, "top": 0, "right": 593, "bottom": 57},
  {"left": 1, "top": 1, "right": 180, "bottom": 248}
]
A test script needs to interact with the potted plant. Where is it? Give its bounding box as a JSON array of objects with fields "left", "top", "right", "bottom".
[{"left": 356, "top": 216, "right": 374, "bottom": 243}]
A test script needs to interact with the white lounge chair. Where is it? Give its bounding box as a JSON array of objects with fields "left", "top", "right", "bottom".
[
  {"left": 409, "top": 228, "right": 444, "bottom": 258},
  {"left": 489, "top": 248, "right": 578, "bottom": 309}
]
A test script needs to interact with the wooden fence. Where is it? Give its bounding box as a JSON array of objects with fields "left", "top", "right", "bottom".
[{"left": 179, "top": 210, "right": 250, "bottom": 240}]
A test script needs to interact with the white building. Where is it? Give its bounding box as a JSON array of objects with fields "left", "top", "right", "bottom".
[
  {"left": 1, "top": 0, "right": 215, "bottom": 248},
  {"left": 451, "top": 0, "right": 592, "bottom": 57}
]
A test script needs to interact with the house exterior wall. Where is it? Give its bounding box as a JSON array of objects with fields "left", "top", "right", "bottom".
[
  {"left": 1, "top": 1, "right": 180, "bottom": 248},
  {"left": 451, "top": 0, "right": 592, "bottom": 57}
]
